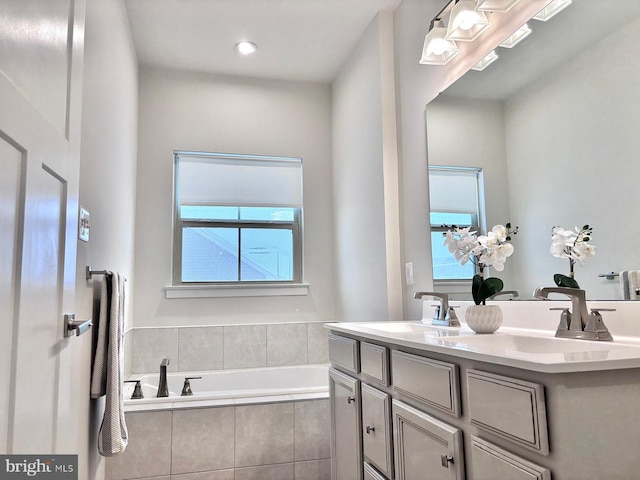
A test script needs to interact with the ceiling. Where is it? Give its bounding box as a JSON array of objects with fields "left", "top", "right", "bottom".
[{"left": 124, "top": 0, "right": 402, "bottom": 83}]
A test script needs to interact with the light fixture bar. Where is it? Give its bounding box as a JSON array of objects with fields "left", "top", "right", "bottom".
[
  {"left": 533, "top": 0, "right": 572, "bottom": 21},
  {"left": 499, "top": 23, "right": 531, "bottom": 48}
]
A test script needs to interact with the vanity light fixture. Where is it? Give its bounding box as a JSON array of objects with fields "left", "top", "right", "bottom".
[
  {"left": 471, "top": 49, "right": 498, "bottom": 71},
  {"left": 499, "top": 23, "right": 531, "bottom": 48},
  {"left": 235, "top": 41, "right": 257, "bottom": 55},
  {"left": 446, "top": 0, "right": 491, "bottom": 42},
  {"left": 476, "top": 0, "right": 521, "bottom": 13},
  {"left": 533, "top": 0, "right": 572, "bottom": 21},
  {"left": 420, "top": 20, "right": 460, "bottom": 65}
]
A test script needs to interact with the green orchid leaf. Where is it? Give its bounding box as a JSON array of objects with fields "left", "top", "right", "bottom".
[
  {"left": 477, "top": 277, "right": 504, "bottom": 305},
  {"left": 554, "top": 273, "right": 580, "bottom": 289}
]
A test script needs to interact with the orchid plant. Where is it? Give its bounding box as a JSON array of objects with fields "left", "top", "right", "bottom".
[
  {"left": 443, "top": 223, "right": 518, "bottom": 305},
  {"left": 550, "top": 225, "right": 596, "bottom": 288}
]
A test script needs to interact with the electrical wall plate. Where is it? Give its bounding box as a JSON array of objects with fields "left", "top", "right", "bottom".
[{"left": 79, "top": 207, "right": 90, "bottom": 242}]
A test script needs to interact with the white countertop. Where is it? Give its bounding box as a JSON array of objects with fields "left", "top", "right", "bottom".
[{"left": 326, "top": 320, "right": 640, "bottom": 373}]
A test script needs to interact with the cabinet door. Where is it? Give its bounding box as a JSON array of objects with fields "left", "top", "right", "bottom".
[
  {"left": 471, "top": 436, "right": 551, "bottom": 480},
  {"left": 330, "top": 367, "right": 363, "bottom": 480},
  {"left": 362, "top": 384, "right": 393, "bottom": 478},
  {"left": 393, "top": 400, "right": 464, "bottom": 480}
]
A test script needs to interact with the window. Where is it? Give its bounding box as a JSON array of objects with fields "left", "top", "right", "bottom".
[
  {"left": 429, "top": 166, "right": 483, "bottom": 281},
  {"left": 173, "top": 151, "right": 303, "bottom": 285}
]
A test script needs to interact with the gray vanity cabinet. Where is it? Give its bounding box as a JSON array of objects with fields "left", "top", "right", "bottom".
[
  {"left": 470, "top": 436, "right": 550, "bottom": 480},
  {"left": 392, "top": 400, "right": 465, "bottom": 480},
  {"left": 361, "top": 383, "right": 393, "bottom": 478},
  {"left": 329, "top": 367, "right": 363, "bottom": 480}
]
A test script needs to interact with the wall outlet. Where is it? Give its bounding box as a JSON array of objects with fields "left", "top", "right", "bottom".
[{"left": 405, "top": 262, "right": 414, "bottom": 286}]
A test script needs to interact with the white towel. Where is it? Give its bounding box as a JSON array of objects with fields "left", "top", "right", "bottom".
[
  {"left": 90, "top": 272, "right": 128, "bottom": 456},
  {"left": 620, "top": 270, "right": 640, "bottom": 300}
]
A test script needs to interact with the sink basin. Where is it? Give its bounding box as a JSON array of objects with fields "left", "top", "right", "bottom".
[
  {"left": 351, "top": 322, "right": 476, "bottom": 337},
  {"left": 437, "top": 333, "right": 638, "bottom": 355}
]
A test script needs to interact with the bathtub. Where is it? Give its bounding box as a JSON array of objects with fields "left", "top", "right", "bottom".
[{"left": 123, "top": 364, "right": 329, "bottom": 410}]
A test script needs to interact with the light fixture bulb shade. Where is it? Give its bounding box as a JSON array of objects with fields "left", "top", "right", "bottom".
[
  {"left": 471, "top": 50, "right": 498, "bottom": 71},
  {"left": 420, "top": 24, "right": 460, "bottom": 65},
  {"left": 476, "top": 0, "right": 521, "bottom": 13},
  {"left": 446, "top": 0, "right": 491, "bottom": 42},
  {"left": 236, "top": 41, "right": 257, "bottom": 55},
  {"left": 499, "top": 23, "right": 531, "bottom": 48},
  {"left": 533, "top": 0, "right": 572, "bottom": 21}
]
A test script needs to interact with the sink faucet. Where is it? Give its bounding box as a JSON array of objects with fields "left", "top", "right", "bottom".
[
  {"left": 414, "top": 292, "right": 460, "bottom": 327},
  {"left": 534, "top": 287, "right": 613, "bottom": 341},
  {"left": 157, "top": 358, "right": 170, "bottom": 397},
  {"left": 487, "top": 290, "right": 519, "bottom": 300}
]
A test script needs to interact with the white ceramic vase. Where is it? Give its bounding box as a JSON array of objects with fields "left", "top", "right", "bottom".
[{"left": 465, "top": 304, "right": 503, "bottom": 334}]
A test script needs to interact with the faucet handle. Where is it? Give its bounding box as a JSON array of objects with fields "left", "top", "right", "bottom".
[
  {"left": 181, "top": 376, "right": 202, "bottom": 396},
  {"left": 124, "top": 380, "right": 144, "bottom": 399}
]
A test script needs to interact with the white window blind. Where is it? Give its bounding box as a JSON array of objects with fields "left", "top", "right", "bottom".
[
  {"left": 429, "top": 167, "right": 479, "bottom": 214},
  {"left": 177, "top": 152, "right": 302, "bottom": 207}
]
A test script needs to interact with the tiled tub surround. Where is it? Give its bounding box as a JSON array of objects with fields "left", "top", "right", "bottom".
[
  {"left": 105, "top": 398, "right": 330, "bottom": 480},
  {"left": 129, "top": 321, "right": 329, "bottom": 374}
]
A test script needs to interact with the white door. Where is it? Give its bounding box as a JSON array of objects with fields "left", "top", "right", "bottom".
[{"left": 0, "top": 0, "right": 85, "bottom": 454}]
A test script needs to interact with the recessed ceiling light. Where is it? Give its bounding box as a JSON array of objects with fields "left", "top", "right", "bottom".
[{"left": 235, "top": 41, "right": 257, "bottom": 55}]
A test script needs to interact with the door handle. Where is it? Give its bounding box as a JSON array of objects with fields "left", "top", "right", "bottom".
[
  {"left": 64, "top": 313, "right": 93, "bottom": 337},
  {"left": 366, "top": 425, "right": 375, "bottom": 434}
]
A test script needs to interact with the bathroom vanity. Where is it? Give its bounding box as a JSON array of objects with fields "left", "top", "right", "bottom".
[{"left": 326, "top": 321, "right": 640, "bottom": 480}]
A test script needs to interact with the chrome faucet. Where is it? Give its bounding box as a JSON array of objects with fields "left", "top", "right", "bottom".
[
  {"left": 534, "top": 287, "right": 613, "bottom": 341},
  {"left": 487, "top": 290, "right": 519, "bottom": 300},
  {"left": 414, "top": 292, "right": 460, "bottom": 327},
  {"left": 157, "top": 358, "right": 170, "bottom": 397}
]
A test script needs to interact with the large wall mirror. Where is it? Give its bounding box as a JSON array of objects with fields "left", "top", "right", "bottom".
[{"left": 426, "top": 0, "right": 640, "bottom": 300}]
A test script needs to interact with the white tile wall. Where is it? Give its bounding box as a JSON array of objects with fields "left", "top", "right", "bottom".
[
  {"left": 130, "top": 322, "right": 328, "bottom": 374},
  {"left": 105, "top": 399, "right": 330, "bottom": 480}
]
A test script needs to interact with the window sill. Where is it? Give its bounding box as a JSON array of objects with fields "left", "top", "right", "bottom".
[{"left": 165, "top": 283, "right": 310, "bottom": 299}]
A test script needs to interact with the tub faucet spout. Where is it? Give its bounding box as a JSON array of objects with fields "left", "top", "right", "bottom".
[{"left": 157, "top": 357, "right": 170, "bottom": 398}]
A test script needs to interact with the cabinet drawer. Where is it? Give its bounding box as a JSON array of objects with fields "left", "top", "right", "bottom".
[
  {"left": 392, "top": 399, "right": 464, "bottom": 480},
  {"left": 329, "top": 333, "right": 359, "bottom": 373},
  {"left": 361, "top": 342, "right": 389, "bottom": 386},
  {"left": 391, "top": 350, "right": 460, "bottom": 417},
  {"left": 467, "top": 370, "right": 549, "bottom": 454},
  {"left": 364, "top": 462, "right": 388, "bottom": 480},
  {"left": 471, "top": 436, "right": 551, "bottom": 480},
  {"left": 362, "top": 384, "right": 393, "bottom": 478}
]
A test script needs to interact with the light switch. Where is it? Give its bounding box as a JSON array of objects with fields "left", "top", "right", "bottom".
[{"left": 405, "top": 262, "right": 414, "bottom": 286}]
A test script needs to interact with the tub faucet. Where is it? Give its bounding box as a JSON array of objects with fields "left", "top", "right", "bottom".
[
  {"left": 414, "top": 292, "right": 460, "bottom": 327},
  {"left": 534, "top": 287, "right": 613, "bottom": 341},
  {"left": 157, "top": 358, "right": 170, "bottom": 397}
]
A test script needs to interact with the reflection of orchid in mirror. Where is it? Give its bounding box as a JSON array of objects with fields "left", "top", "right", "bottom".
[
  {"left": 444, "top": 223, "right": 518, "bottom": 305},
  {"left": 550, "top": 225, "right": 595, "bottom": 288}
]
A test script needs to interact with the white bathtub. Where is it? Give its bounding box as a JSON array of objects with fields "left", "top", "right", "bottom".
[{"left": 123, "top": 364, "right": 329, "bottom": 410}]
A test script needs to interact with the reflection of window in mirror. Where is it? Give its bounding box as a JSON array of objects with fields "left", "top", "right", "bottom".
[{"left": 428, "top": 166, "right": 484, "bottom": 281}]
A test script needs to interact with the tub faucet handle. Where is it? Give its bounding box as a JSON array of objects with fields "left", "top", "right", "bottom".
[
  {"left": 124, "top": 380, "right": 144, "bottom": 399},
  {"left": 181, "top": 376, "right": 202, "bottom": 396}
]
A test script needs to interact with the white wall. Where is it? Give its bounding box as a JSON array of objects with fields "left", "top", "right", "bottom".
[
  {"left": 426, "top": 96, "right": 515, "bottom": 295},
  {"left": 505, "top": 15, "right": 640, "bottom": 299},
  {"left": 78, "top": 0, "right": 139, "bottom": 477},
  {"left": 332, "top": 13, "right": 402, "bottom": 321},
  {"left": 133, "top": 68, "right": 334, "bottom": 327}
]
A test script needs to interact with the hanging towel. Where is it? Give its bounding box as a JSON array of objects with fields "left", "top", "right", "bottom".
[
  {"left": 620, "top": 270, "right": 640, "bottom": 300},
  {"left": 90, "top": 272, "right": 128, "bottom": 456}
]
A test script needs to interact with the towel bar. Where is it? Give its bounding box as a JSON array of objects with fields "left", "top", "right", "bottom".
[
  {"left": 598, "top": 272, "right": 619, "bottom": 280},
  {"left": 86, "top": 266, "right": 127, "bottom": 281}
]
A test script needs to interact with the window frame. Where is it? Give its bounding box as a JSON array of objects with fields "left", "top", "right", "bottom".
[
  {"left": 172, "top": 151, "right": 304, "bottom": 287},
  {"left": 428, "top": 166, "right": 484, "bottom": 283}
]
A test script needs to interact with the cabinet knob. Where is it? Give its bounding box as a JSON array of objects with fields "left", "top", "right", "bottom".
[
  {"left": 440, "top": 455, "right": 454, "bottom": 468},
  {"left": 347, "top": 396, "right": 356, "bottom": 404},
  {"left": 366, "top": 425, "right": 376, "bottom": 434}
]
